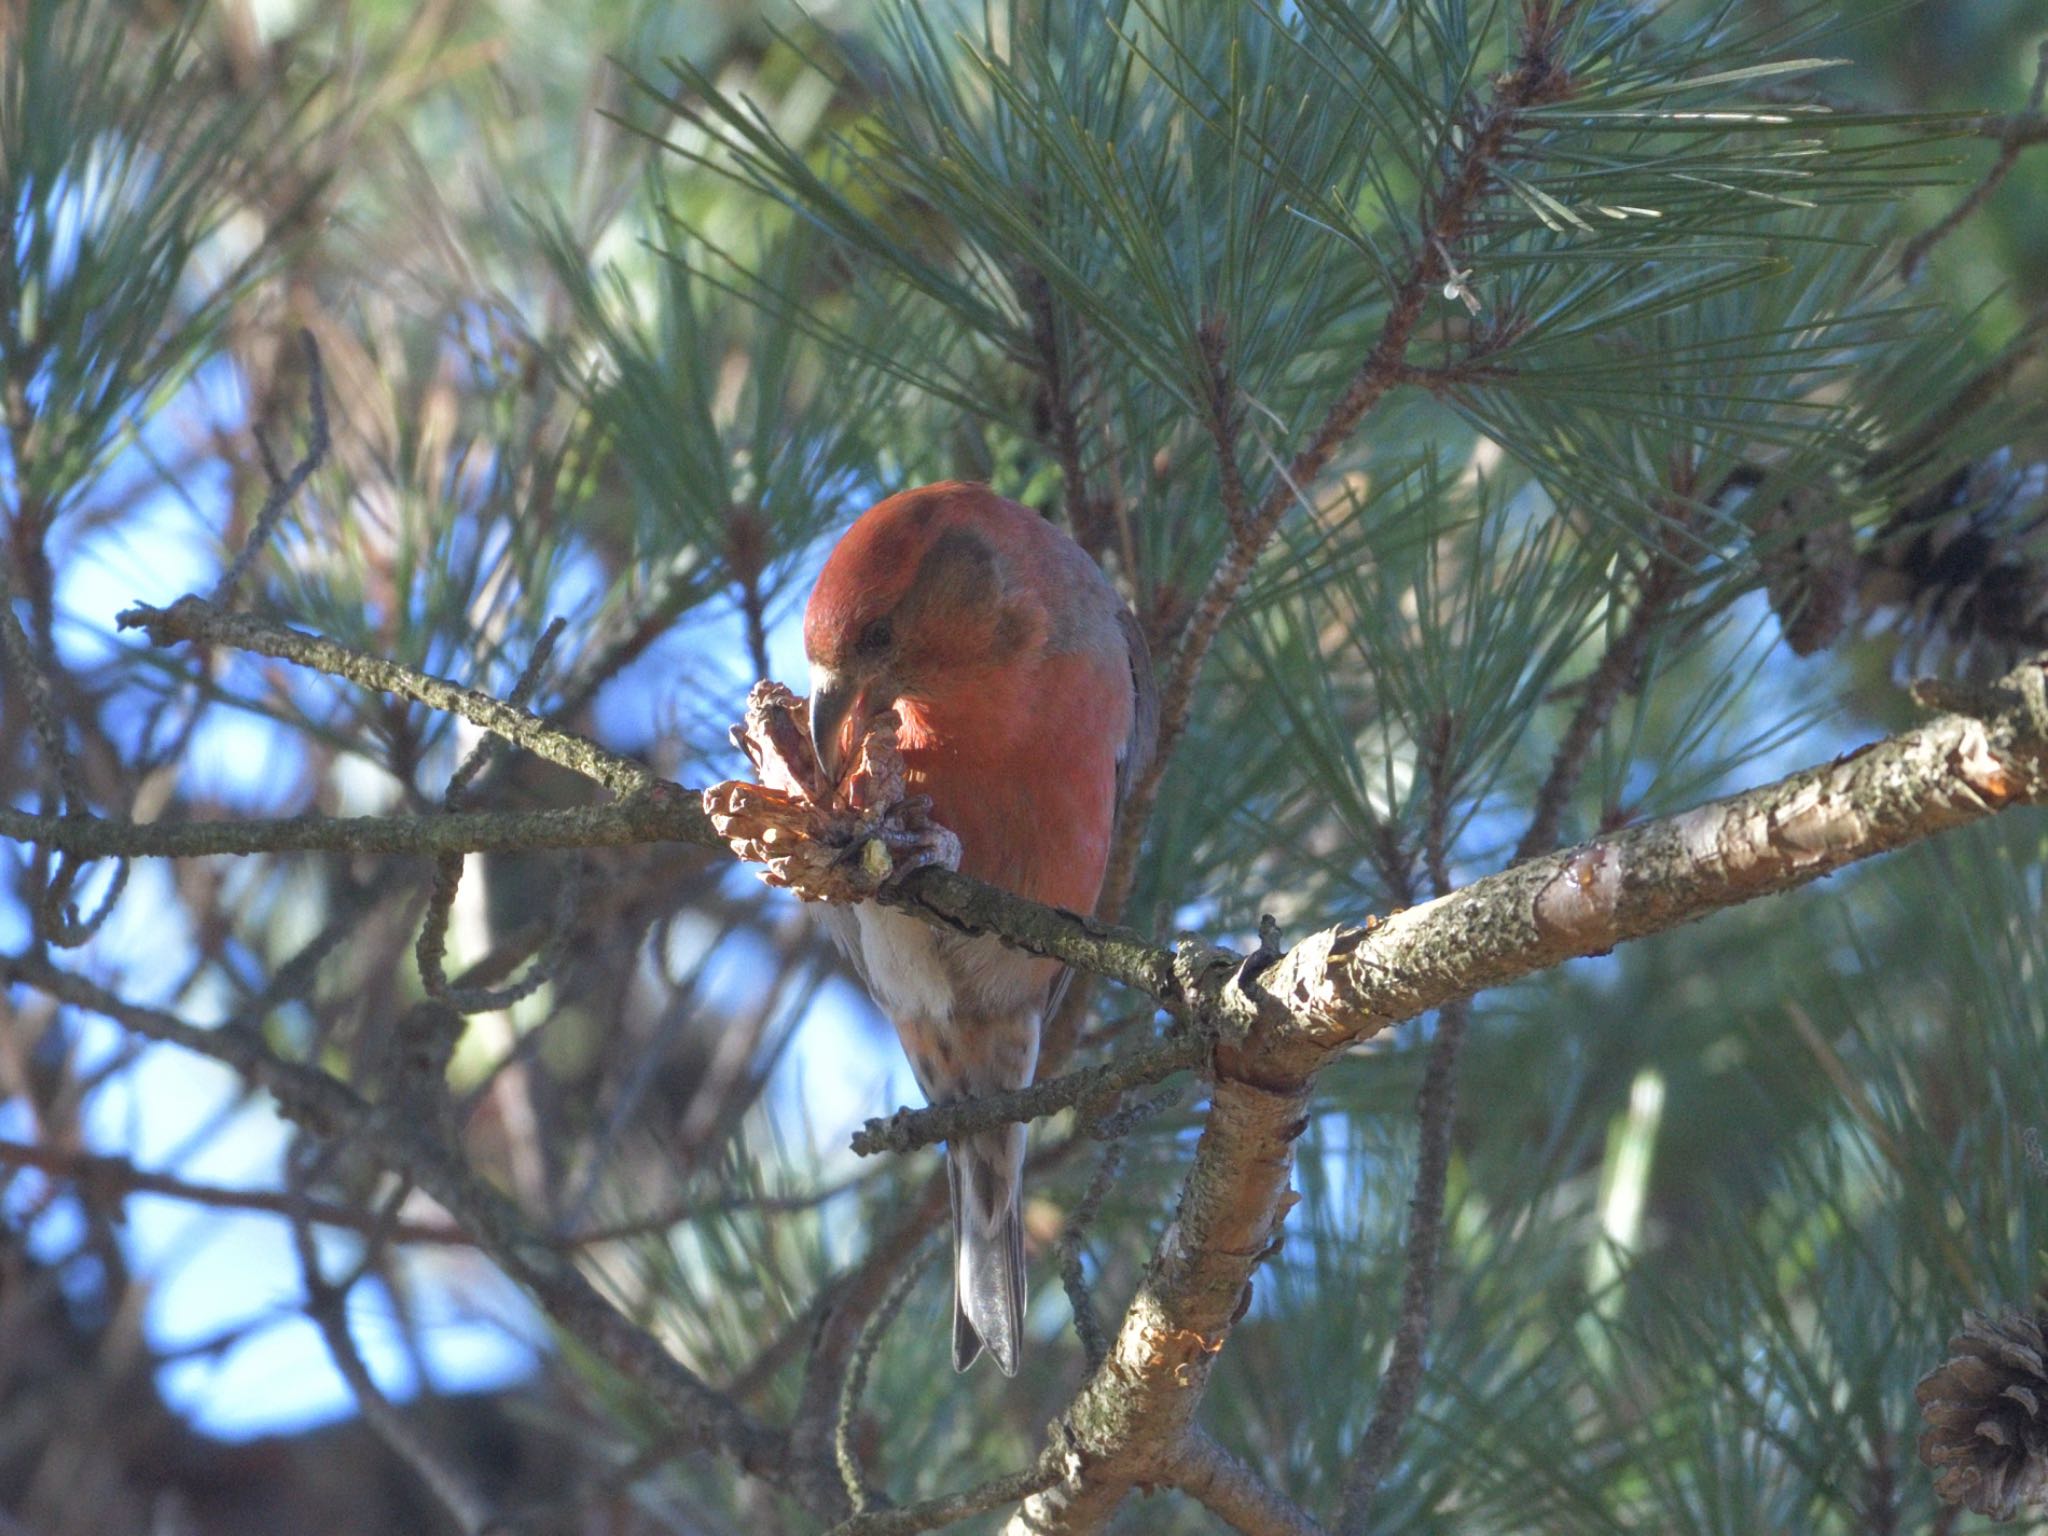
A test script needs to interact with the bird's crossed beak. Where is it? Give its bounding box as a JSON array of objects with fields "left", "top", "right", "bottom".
[{"left": 807, "top": 665, "right": 864, "bottom": 785}]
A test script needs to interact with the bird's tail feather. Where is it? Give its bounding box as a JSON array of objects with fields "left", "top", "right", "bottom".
[{"left": 948, "top": 1124, "right": 1026, "bottom": 1375}]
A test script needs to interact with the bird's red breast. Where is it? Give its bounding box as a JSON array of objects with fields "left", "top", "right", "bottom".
[{"left": 894, "top": 646, "right": 1129, "bottom": 914}]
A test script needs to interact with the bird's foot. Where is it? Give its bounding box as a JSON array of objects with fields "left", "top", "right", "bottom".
[{"left": 703, "top": 681, "right": 960, "bottom": 903}]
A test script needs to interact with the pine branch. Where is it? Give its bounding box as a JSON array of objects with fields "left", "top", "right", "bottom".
[
  {"left": 1899, "top": 38, "right": 2048, "bottom": 284},
  {"left": 0, "top": 1135, "right": 467, "bottom": 1244},
  {"left": 10, "top": 635, "right": 2046, "bottom": 1533},
  {"left": 1515, "top": 524, "right": 1692, "bottom": 861},
  {"left": 1337, "top": 731, "right": 1468, "bottom": 1529},
  {"left": 822, "top": 1466, "right": 1062, "bottom": 1536},
  {"left": 848, "top": 1032, "right": 1207, "bottom": 1156},
  {"left": 1174, "top": 1430, "right": 1329, "bottom": 1536},
  {"left": 415, "top": 617, "right": 575, "bottom": 1015},
  {"left": 1252, "top": 656, "right": 2048, "bottom": 1079},
  {"left": 0, "top": 801, "right": 709, "bottom": 859},
  {"left": 116, "top": 597, "right": 656, "bottom": 796},
  {"left": 1007, "top": 650, "right": 2048, "bottom": 1530},
  {"left": 209, "top": 329, "right": 328, "bottom": 606},
  {"left": 835, "top": 1245, "right": 936, "bottom": 1515},
  {"left": 1011, "top": 1064, "right": 1313, "bottom": 1531},
  {"left": 16, "top": 621, "right": 2048, "bottom": 1118},
  {"left": 0, "top": 953, "right": 796, "bottom": 1501},
  {"left": 20, "top": 584, "right": 2048, "bottom": 1531},
  {"left": 288, "top": 1162, "right": 498, "bottom": 1536},
  {"left": 1095, "top": 0, "right": 1580, "bottom": 921},
  {"left": 784, "top": 1171, "right": 953, "bottom": 1517}
]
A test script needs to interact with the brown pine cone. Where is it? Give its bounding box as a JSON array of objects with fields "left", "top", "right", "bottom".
[
  {"left": 1756, "top": 482, "right": 1856, "bottom": 657},
  {"left": 1917, "top": 1302, "right": 2048, "bottom": 1521},
  {"left": 701, "top": 680, "right": 960, "bottom": 903}
]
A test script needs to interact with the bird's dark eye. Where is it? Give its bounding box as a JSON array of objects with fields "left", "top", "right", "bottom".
[{"left": 855, "top": 618, "right": 893, "bottom": 656}]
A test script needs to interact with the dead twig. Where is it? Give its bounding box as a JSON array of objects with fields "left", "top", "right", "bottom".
[{"left": 1899, "top": 39, "right": 2048, "bottom": 284}]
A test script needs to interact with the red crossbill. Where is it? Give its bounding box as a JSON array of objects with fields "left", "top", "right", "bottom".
[{"left": 804, "top": 481, "right": 1155, "bottom": 1373}]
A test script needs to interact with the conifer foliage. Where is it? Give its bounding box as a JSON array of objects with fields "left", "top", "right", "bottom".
[{"left": 3, "top": 2, "right": 2048, "bottom": 1533}]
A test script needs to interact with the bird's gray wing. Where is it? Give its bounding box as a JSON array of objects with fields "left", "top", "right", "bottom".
[
  {"left": 1114, "top": 605, "right": 1159, "bottom": 810},
  {"left": 1041, "top": 604, "right": 1159, "bottom": 1026}
]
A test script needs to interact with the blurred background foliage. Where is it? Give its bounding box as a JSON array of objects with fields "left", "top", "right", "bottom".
[{"left": 3, "top": 0, "right": 2048, "bottom": 1532}]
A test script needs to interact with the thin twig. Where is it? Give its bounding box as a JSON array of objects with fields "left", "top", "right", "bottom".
[
  {"left": 1199, "top": 315, "right": 1252, "bottom": 541},
  {"left": 210, "top": 329, "right": 330, "bottom": 605},
  {"left": 1057, "top": 1141, "right": 1125, "bottom": 1371},
  {"left": 778, "top": 1134, "right": 1096, "bottom": 1508},
  {"left": 0, "top": 1135, "right": 469, "bottom": 1243},
  {"left": 0, "top": 547, "right": 112, "bottom": 946},
  {"left": 0, "top": 1131, "right": 855, "bottom": 1250},
  {"left": 117, "top": 597, "right": 655, "bottom": 796},
  {"left": 416, "top": 618, "right": 579, "bottom": 1014},
  {"left": 546, "top": 579, "right": 695, "bottom": 721},
  {"left": 1056, "top": 1078, "right": 1191, "bottom": 1367},
  {"left": 0, "top": 555, "right": 81, "bottom": 816},
  {"left": 288, "top": 1153, "right": 497, "bottom": 1536},
  {"left": 1336, "top": 722, "right": 1468, "bottom": 1531},
  {"left": 2024, "top": 1127, "right": 2048, "bottom": 1184},
  {"left": 0, "top": 800, "right": 709, "bottom": 859},
  {"left": 1515, "top": 543, "right": 1689, "bottom": 861},
  {"left": 849, "top": 1031, "right": 1207, "bottom": 1157},
  {"left": 1899, "top": 39, "right": 2048, "bottom": 284},
  {"left": 835, "top": 1243, "right": 937, "bottom": 1514},
  {"left": 1026, "top": 268, "right": 1109, "bottom": 563}
]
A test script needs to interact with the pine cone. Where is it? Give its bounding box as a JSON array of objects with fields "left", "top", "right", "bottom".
[
  {"left": 1755, "top": 482, "right": 1857, "bottom": 657},
  {"left": 1864, "top": 448, "right": 2048, "bottom": 669},
  {"left": 701, "top": 681, "right": 960, "bottom": 903},
  {"left": 1916, "top": 1302, "right": 2048, "bottom": 1521}
]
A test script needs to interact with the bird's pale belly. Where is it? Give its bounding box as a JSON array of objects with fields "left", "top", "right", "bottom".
[
  {"left": 853, "top": 900, "right": 960, "bottom": 1022},
  {"left": 850, "top": 902, "right": 1052, "bottom": 1022}
]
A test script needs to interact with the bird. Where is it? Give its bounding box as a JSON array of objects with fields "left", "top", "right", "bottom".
[{"left": 803, "top": 480, "right": 1156, "bottom": 1374}]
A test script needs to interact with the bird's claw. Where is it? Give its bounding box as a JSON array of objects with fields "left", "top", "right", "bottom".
[{"left": 704, "top": 681, "right": 961, "bottom": 903}]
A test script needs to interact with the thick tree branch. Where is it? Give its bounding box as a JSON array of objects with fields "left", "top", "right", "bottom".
[
  {"left": 1007, "top": 1069, "right": 1312, "bottom": 1532},
  {"left": 1251, "top": 658, "right": 2048, "bottom": 1081},
  {"left": 1007, "top": 645, "right": 2048, "bottom": 1529}
]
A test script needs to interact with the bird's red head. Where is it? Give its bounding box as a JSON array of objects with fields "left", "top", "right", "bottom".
[{"left": 802, "top": 482, "right": 1066, "bottom": 779}]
